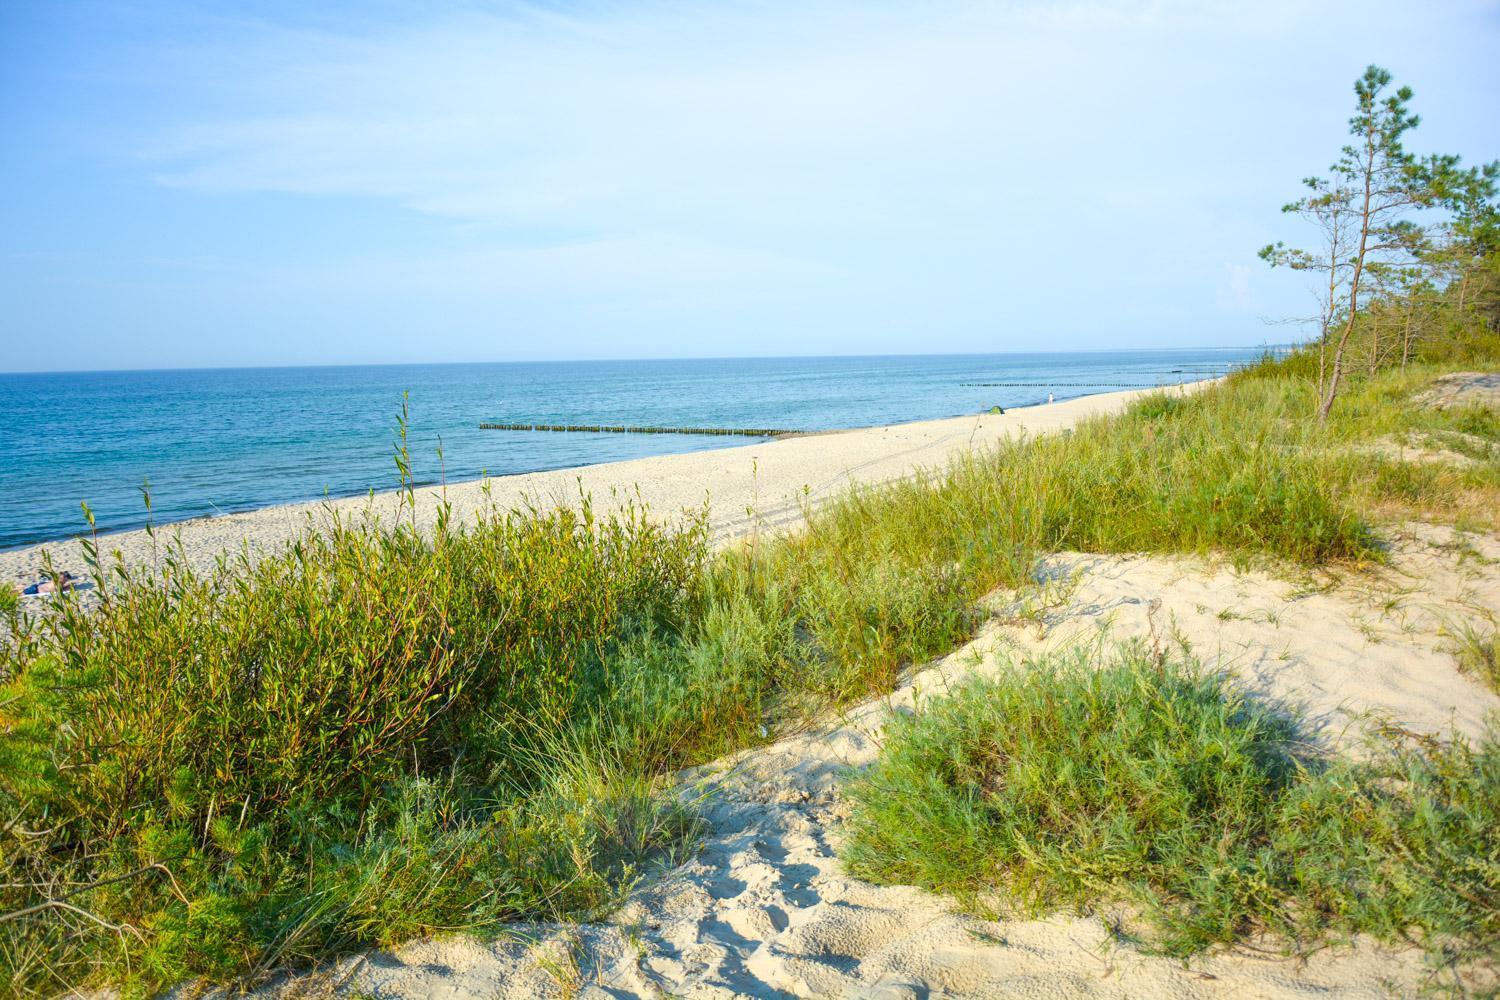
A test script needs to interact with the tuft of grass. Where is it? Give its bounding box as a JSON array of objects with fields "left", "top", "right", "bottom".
[
  {"left": 1450, "top": 623, "right": 1500, "bottom": 693},
  {"left": 1448, "top": 403, "right": 1500, "bottom": 443},
  {"left": 841, "top": 646, "right": 1500, "bottom": 981},
  {"left": 841, "top": 646, "right": 1308, "bottom": 950}
]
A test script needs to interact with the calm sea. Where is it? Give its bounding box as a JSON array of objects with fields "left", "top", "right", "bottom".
[{"left": 0, "top": 350, "right": 1265, "bottom": 549}]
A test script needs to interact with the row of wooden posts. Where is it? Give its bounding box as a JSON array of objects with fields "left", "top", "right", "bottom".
[
  {"left": 960, "top": 382, "right": 1184, "bottom": 388},
  {"left": 478, "top": 422, "right": 798, "bottom": 438}
]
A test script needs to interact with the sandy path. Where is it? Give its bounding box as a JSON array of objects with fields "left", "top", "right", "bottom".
[
  {"left": 294, "top": 525, "right": 1498, "bottom": 1000},
  {"left": 2, "top": 385, "right": 1183, "bottom": 595}
]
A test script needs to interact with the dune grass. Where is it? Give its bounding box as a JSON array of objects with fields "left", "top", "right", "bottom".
[
  {"left": 840, "top": 647, "right": 1499, "bottom": 984},
  {"left": 1451, "top": 622, "right": 1500, "bottom": 693},
  {"left": 0, "top": 499, "right": 717, "bottom": 992},
  {"left": 2, "top": 350, "right": 1497, "bottom": 995}
]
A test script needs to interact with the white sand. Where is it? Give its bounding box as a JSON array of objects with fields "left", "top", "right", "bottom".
[
  {"left": 305, "top": 524, "right": 1498, "bottom": 1000},
  {"left": 1413, "top": 371, "right": 1500, "bottom": 410},
  {"left": 2, "top": 385, "right": 1178, "bottom": 596}
]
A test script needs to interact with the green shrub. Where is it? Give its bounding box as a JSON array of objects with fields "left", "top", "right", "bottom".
[
  {"left": 841, "top": 647, "right": 1305, "bottom": 950},
  {"left": 841, "top": 646, "right": 1500, "bottom": 977},
  {"left": 0, "top": 501, "right": 708, "bottom": 996},
  {"left": 1127, "top": 390, "right": 1186, "bottom": 421},
  {"left": 7, "top": 499, "right": 702, "bottom": 840}
]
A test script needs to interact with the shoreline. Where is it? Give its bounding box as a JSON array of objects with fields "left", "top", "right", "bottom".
[{"left": 1, "top": 383, "right": 1203, "bottom": 594}]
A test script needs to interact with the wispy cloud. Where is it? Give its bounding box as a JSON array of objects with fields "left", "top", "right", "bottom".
[{"left": 142, "top": 1, "right": 1318, "bottom": 235}]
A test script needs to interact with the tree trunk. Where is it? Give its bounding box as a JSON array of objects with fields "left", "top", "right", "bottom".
[
  {"left": 1320, "top": 322, "right": 1356, "bottom": 422},
  {"left": 1318, "top": 331, "right": 1327, "bottom": 400},
  {"left": 1319, "top": 133, "right": 1376, "bottom": 423},
  {"left": 1401, "top": 307, "right": 1414, "bottom": 367},
  {"left": 1318, "top": 263, "right": 1339, "bottom": 401}
]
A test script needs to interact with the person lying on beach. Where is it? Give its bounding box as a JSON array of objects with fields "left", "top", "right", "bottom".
[{"left": 22, "top": 571, "right": 83, "bottom": 596}]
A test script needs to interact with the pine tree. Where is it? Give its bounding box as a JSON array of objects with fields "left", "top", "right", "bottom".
[{"left": 1317, "top": 66, "right": 1429, "bottom": 419}]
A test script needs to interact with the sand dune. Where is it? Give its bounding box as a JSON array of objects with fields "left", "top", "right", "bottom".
[
  {"left": 286, "top": 525, "right": 1497, "bottom": 999},
  {"left": 19, "top": 378, "right": 1493, "bottom": 998}
]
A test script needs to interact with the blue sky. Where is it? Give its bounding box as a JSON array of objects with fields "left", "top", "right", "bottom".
[{"left": 2, "top": 1, "right": 1498, "bottom": 372}]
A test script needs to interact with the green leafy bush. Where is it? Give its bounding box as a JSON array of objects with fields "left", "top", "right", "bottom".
[
  {"left": 842, "top": 647, "right": 1499, "bottom": 979},
  {"left": 0, "top": 500, "right": 707, "bottom": 995}
]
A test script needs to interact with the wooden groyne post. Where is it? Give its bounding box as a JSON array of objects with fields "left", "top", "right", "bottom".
[{"left": 479, "top": 422, "right": 800, "bottom": 438}]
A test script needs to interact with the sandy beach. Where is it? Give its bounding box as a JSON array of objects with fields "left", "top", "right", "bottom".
[{"left": 2, "top": 385, "right": 1181, "bottom": 596}]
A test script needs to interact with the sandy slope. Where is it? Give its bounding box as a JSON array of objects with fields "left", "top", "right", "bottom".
[
  {"left": 2, "top": 385, "right": 1183, "bottom": 596},
  {"left": 288, "top": 525, "right": 1499, "bottom": 1000}
]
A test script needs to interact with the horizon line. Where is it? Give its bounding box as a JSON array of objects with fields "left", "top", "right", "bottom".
[{"left": 1, "top": 342, "right": 1290, "bottom": 378}]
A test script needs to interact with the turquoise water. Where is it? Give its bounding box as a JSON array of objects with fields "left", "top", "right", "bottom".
[{"left": 0, "top": 350, "right": 1264, "bottom": 549}]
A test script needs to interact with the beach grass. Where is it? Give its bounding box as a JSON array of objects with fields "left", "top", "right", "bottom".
[
  {"left": 840, "top": 646, "right": 1499, "bottom": 981},
  {"left": 1, "top": 498, "right": 715, "bottom": 992},
  {"left": 2, "top": 346, "right": 1498, "bottom": 995},
  {"left": 1450, "top": 622, "right": 1500, "bottom": 693}
]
